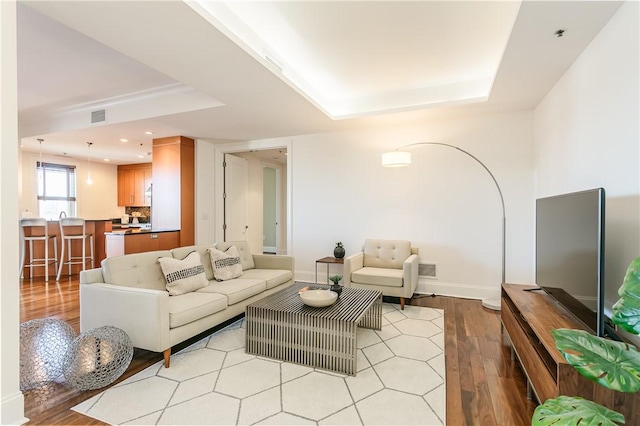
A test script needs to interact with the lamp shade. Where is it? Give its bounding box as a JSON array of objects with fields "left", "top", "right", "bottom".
[{"left": 381, "top": 151, "right": 411, "bottom": 167}]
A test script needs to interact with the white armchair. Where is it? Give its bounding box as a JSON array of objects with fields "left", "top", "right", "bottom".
[{"left": 343, "top": 239, "right": 419, "bottom": 310}]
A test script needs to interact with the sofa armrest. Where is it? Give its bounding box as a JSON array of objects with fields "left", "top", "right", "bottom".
[
  {"left": 343, "top": 252, "right": 364, "bottom": 286},
  {"left": 253, "top": 254, "right": 294, "bottom": 271},
  {"left": 80, "top": 282, "right": 170, "bottom": 353},
  {"left": 80, "top": 267, "right": 104, "bottom": 285},
  {"left": 403, "top": 254, "right": 420, "bottom": 297}
]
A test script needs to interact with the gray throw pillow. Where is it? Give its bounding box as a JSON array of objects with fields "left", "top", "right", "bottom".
[
  {"left": 208, "top": 245, "right": 243, "bottom": 281},
  {"left": 158, "top": 251, "right": 208, "bottom": 296}
]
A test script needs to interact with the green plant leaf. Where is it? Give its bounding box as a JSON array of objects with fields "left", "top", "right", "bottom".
[
  {"left": 612, "top": 257, "right": 640, "bottom": 335},
  {"left": 551, "top": 328, "right": 640, "bottom": 393},
  {"left": 531, "top": 396, "right": 624, "bottom": 426}
]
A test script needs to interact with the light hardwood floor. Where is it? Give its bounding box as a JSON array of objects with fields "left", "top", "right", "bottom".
[{"left": 20, "top": 276, "right": 537, "bottom": 425}]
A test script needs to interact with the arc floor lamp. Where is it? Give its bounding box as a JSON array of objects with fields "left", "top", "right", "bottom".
[{"left": 382, "top": 142, "right": 505, "bottom": 310}]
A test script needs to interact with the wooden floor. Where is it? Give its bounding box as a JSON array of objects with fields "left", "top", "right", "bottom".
[{"left": 20, "top": 276, "right": 537, "bottom": 425}]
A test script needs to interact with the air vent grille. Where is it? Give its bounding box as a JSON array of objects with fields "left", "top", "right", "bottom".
[
  {"left": 91, "top": 109, "right": 106, "bottom": 124},
  {"left": 419, "top": 262, "right": 437, "bottom": 279}
]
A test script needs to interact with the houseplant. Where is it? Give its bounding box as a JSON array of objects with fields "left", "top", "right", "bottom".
[
  {"left": 532, "top": 257, "right": 640, "bottom": 425},
  {"left": 334, "top": 242, "right": 345, "bottom": 259},
  {"left": 329, "top": 274, "right": 343, "bottom": 296}
]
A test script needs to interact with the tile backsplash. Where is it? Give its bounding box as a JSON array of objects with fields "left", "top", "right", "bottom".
[{"left": 125, "top": 206, "right": 150, "bottom": 222}]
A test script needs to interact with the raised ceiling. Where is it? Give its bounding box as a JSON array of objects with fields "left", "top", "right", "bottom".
[
  {"left": 191, "top": 1, "right": 521, "bottom": 118},
  {"left": 17, "top": 1, "right": 622, "bottom": 164}
]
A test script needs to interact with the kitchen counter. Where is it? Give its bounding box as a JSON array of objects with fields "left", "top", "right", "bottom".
[
  {"left": 105, "top": 229, "right": 181, "bottom": 257},
  {"left": 21, "top": 219, "right": 112, "bottom": 279},
  {"left": 104, "top": 228, "right": 178, "bottom": 235}
]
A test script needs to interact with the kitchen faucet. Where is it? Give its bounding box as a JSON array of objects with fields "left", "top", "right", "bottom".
[{"left": 58, "top": 211, "right": 67, "bottom": 219}]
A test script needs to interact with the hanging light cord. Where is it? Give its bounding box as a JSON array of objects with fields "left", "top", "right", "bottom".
[{"left": 86, "top": 142, "right": 93, "bottom": 185}]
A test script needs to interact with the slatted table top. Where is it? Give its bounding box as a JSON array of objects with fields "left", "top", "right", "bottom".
[{"left": 249, "top": 282, "right": 382, "bottom": 323}]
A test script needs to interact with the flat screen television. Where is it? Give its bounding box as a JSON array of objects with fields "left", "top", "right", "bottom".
[{"left": 536, "top": 188, "right": 608, "bottom": 337}]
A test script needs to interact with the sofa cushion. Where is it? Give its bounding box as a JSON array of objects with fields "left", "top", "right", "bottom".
[
  {"left": 216, "top": 241, "right": 255, "bottom": 270},
  {"left": 352, "top": 267, "right": 404, "bottom": 287},
  {"left": 171, "top": 245, "right": 215, "bottom": 281},
  {"left": 101, "top": 250, "right": 171, "bottom": 291},
  {"left": 168, "top": 292, "right": 228, "bottom": 328},
  {"left": 158, "top": 251, "right": 209, "bottom": 296},
  {"left": 209, "top": 246, "right": 243, "bottom": 281},
  {"left": 363, "top": 239, "right": 411, "bottom": 269},
  {"left": 240, "top": 269, "right": 292, "bottom": 289},
  {"left": 197, "top": 278, "right": 266, "bottom": 305}
]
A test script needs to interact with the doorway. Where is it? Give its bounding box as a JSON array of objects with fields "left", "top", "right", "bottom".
[
  {"left": 262, "top": 162, "right": 282, "bottom": 254},
  {"left": 218, "top": 147, "right": 289, "bottom": 255}
]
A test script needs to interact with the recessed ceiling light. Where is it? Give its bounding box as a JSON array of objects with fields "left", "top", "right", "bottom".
[
  {"left": 137, "top": 155, "right": 144, "bottom": 158},
  {"left": 120, "top": 138, "right": 128, "bottom": 142},
  {"left": 145, "top": 131, "right": 153, "bottom": 135},
  {"left": 104, "top": 158, "right": 110, "bottom": 162}
]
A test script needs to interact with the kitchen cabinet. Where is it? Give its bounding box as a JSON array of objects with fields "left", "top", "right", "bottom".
[
  {"left": 105, "top": 230, "right": 180, "bottom": 257},
  {"left": 152, "top": 136, "right": 194, "bottom": 246},
  {"left": 118, "top": 163, "right": 152, "bottom": 206}
]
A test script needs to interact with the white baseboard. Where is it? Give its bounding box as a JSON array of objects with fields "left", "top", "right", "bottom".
[
  {"left": 416, "top": 280, "right": 500, "bottom": 301},
  {"left": 295, "top": 270, "right": 501, "bottom": 301},
  {"left": 1, "top": 391, "right": 27, "bottom": 425}
]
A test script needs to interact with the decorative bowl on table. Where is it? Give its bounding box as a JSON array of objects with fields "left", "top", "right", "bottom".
[{"left": 299, "top": 289, "right": 338, "bottom": 307}]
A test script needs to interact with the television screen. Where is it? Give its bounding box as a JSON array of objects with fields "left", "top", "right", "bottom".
[{"left": 536, "top": 188, "right": 606, "bottom": 336}]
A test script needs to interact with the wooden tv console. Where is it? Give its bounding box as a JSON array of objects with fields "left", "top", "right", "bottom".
[{"left": 501, "top": 283, "right": 639, "bottom": 423}]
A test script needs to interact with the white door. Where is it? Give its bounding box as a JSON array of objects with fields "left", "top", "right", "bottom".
[{"left": 224, "top": 154, "right": 248, "bottom": 241}]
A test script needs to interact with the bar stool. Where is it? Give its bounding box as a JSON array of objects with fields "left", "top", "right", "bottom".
[
  {"left": 56, "top": 217, "right": 94, "bottom": 281},
  {"left": 19, "top": 218, "right": 58, "bottom": 281}
]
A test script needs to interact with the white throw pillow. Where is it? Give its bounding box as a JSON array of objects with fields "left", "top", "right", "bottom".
[
  {"left": 208, "top": 245, "right": 243, "bottom": 281},
  {"left": 158, "top": 251, "right": 208, "bottom": 296}
]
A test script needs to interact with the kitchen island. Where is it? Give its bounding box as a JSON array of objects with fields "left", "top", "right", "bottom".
[
  {"left": 105, "top": 229, "right": 181, "bottom": 257},
  {"left": 21, "top": 219, "right": 112, "bottom": 279}
]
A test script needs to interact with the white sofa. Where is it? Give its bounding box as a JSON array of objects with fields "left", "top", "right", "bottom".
[
  {"left": 79, "top": 241, "right": 294, "bottom": 367},
  {"left": 344, "top": 239, "right": 419, "bottom": 309}
]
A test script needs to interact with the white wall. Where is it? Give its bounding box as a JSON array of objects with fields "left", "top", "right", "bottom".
[
  {"left": 266, "top": 111, "right": 535, "bottom": 300},
  {"left": 19, "top": 151, "right": 122, "bottom": 220},
  {"left": 195, "top": 139, "right": 216, "bottom": 244},
  {"left": 1, "top": 1, "right": 27, "bottom": 423},
  {"left": 534, "top": 1, "right": 640, "bottom": 317}
]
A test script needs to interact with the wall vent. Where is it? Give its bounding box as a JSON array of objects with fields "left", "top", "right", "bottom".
[
  {"left": 91, "top": 109, "right": 106, "bottom": 124},
  {"left": 419, "top": 262, "right": 437, "bottom": 279}
]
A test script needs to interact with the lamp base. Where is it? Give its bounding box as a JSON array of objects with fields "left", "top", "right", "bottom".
[{"left": 482, "top": 298, "right": 501, "bottom": 311}]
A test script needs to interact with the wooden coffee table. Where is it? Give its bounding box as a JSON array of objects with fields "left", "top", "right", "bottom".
[{"left": 245, "top": 282, "right": 382, "bottom": 375}]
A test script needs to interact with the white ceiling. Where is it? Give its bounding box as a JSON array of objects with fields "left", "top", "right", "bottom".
[{"left": 17, "top": 1, "right": 622, "bottom": 165}]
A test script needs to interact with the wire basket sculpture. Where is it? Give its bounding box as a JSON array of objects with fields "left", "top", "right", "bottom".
[
  {"left": 62, "top": 326, "right": 133, "bottom": 391},
  {"left": 20, "top": 318, "right": 76, "bottom": 391}
]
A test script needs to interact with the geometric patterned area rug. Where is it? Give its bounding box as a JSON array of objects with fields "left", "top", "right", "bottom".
[{"left": 72, "top": 303, "right": 445, "bottom": 425}]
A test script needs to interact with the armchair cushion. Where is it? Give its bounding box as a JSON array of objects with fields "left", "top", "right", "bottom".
[
  {"left": 363, "top": 239, "right": 412, "bottom": 269},
  {"left": 352, "top": 267, "right": 404, "bottom": 287}
]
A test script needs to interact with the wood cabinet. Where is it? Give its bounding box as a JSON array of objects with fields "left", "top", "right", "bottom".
[
  {"left": 501, "top": 283, "right": 640, "bottom": 423},
  {"left": 117, "top": 163, "right": 152, "bottom": 206},
  {"left": 105, "top": 231, "right": 180, "bottom": 257},
  {"left": 152, "top": 136, "right": 194, "bottom": 246}
]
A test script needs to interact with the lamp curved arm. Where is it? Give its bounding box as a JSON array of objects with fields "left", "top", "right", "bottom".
[
  {"left": 389, "top": 142, "right": 506, "bottom": 284},
  {"left": 394, "top": 142, "right": 505, "bottom": 218}
]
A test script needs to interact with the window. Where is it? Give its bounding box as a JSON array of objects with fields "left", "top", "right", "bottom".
[{"left": 37, "top": 162, "right": 77, "bottom": 220}]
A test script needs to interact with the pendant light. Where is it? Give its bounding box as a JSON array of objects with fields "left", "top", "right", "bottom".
[
  {"left": 37, "top": 138, "right": 43, "bottom": 167},
  {"left": 86, "top": 142, "right": 93, "bottom": 185}
]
